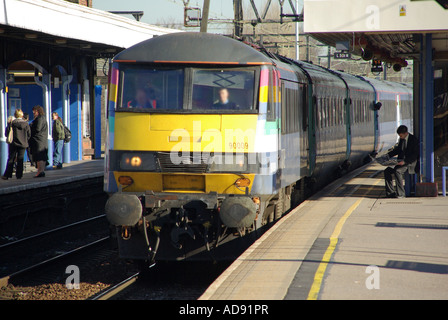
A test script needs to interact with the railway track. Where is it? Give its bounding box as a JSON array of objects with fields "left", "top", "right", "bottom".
[
  {"left": 0, "top": 233, "right": 136, "bottom": 300},
  {"left": 0, "top": 214, "right": 107, "bottom": 251},
  {"left": 0, "top": 210, "right": 230, "bottom": 300},
  {"left": 88, "top": 261, "right": 233, "bottom": 301},
  {"left": 89, "top": 272, "right": 140, "bottom": 300},
  {"left": 0, "top": 213, "right": 131, "bottom": 300},
  {"left": 0, "top": 236, "right": 111, "bottom": 287},
  {"left": 0, "top": 214, "right": 110, "bottom": 282}
]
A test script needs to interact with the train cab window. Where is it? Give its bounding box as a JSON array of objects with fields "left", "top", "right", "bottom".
[
  {"left": 118, "top": 66, "right": 184, "bottom": 110},
  {"left": 191, "top": 69, "right": 256, "bottom": 111}
]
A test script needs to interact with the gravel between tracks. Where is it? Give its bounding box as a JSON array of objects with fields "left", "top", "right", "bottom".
[
  {"left": 0, "top": 247, "right": 137, "bottom": 300},
  {"left": 1, "top": 248, "right": 230, "bottom": 300}
]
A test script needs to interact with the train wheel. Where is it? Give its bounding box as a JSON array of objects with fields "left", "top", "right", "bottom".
[
  {"left": 267, "top": 207, "right": 274, "bottom": 224},
  {"left": 261, "top": 202, "right": 274, "bottom": 225}
]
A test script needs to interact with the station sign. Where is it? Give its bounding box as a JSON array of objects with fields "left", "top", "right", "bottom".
[{"left": 334, "top": 51, "right": 351, "bottom": 59}]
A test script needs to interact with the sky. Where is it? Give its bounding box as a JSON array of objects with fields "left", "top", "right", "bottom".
[
  {"left": 93, "top": 0, "right": 235, "bottom": 26},
  {"left": 92, "top": 0, "right": 303, "bottom": 30}
]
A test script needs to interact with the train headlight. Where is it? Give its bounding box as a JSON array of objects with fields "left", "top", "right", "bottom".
[
  {"left": 130, "top": 156, "right": 142, "bottom": 167},
  {"left": 120, "top": 153, "right": 157, "bottom": 171}
]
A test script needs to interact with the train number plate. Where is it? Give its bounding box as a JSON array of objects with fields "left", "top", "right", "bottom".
[{"left": 162, "top": 174, "right": 205, "bottom": 191}]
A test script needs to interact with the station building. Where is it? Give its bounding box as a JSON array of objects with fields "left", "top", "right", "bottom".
[{"left": 0, "top": 0, "right": 177, "bottom": 172}]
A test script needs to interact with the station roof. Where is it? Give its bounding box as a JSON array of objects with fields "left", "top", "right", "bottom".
[
  {"left": 303, "top": 0, "right": 448, "bottom": 63},
  {"left": 0, "top": 0, "right": 179, "bottom": 55}
]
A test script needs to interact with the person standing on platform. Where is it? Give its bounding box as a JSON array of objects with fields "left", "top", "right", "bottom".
[
  {"left": 30, "top": 105, "right": 48, "bottom": 178},
  {"left": 384, "top": 125, "right": 419, "bottom": 198},
  {"left": 1, "top": 109, "right": 31, "bottom": 180},
  {"left": 51, "top": 112, "right": 65, "bottom": 170},
  {"left": 22, "top": 112, "right": 32, "bottom": 164}
]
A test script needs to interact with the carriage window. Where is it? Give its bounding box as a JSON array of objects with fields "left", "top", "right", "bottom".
[
  {"left": 192, "top": 69, "right": 256, "bottom": 110},
  {"left": 118, "top": 66, "right": 184, "bottom": 110}
]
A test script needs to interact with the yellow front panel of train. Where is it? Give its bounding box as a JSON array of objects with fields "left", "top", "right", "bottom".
[
  {"left": 113, "top": 113, "right": 258, "bottom": 153},
  {"left": 113, "top": 172, "right": 255, "bottom": 194}
]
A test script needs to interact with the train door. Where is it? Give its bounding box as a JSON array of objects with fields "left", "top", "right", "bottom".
[
  {"left": 359, "top": 77, "right": 381, "bottom": 153},
  {"left": 344, "top": 94, "right": 352, "bottom": 160},
  {"left": 274, "top": 70, "right": 284, "bottom": 173},
  {"left": 308, "top": 84, "right": 316, "bottom": 175},
  {"left": 373, "top": 92, "right": 380, "bottom": 152},
  {"left": 293, "top": 63, "right": 316, "bottom": 177},
  {"left": 300, "top": 83, "right": 309, "bottom": 176}
]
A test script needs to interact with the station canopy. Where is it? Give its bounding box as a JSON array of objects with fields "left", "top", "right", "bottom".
[
  {"left": 303, "top": 0, "right": 448, "bottom": 65},
  {"left": 0, "top": 0, "right": 179, "bottom": 55}
]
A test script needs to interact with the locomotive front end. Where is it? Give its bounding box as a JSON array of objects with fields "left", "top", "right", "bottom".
[{"left": 104, "top": 33, "right": 281, "bottom": 261}]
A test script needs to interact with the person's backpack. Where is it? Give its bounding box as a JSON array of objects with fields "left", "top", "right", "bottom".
[{"left": 63, "top": 125, "right": 71, "bottom": 143}]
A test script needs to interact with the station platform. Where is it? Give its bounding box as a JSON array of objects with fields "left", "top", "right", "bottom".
[
  {"left": 200, "top": 163, "right": 448, "bottom": 300},
  {"left": 0, "top": 160, "right": 104, "bottom": 196}
]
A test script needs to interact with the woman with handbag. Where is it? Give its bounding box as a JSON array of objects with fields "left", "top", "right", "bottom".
[{"left": 2, "top": 109, "right": 31, "bottom": 180}]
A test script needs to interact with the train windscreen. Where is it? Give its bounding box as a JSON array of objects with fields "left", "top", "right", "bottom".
[
  {"left": 118, "top": 66, "right": 184, "bottom": 110},
  {"left": 117, "top": 65, "right": 257, "bottom": 112},
  {"left": 192, "top": 69, "right": 256, "bottom": 111}
]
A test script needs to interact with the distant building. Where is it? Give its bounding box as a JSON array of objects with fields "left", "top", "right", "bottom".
[{"left": 65, "top": 0, "right": 92, "bottom": 7}]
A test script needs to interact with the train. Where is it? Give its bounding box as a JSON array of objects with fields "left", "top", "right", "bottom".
[{"left": 103, "top": 32, "right": 413, "bottom": 262}]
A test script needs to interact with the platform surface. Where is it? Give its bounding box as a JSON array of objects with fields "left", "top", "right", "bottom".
[
  {"left": 200, "top": 163, "right": 448, "bottom": 300},
  {"left": 0, "top": 160, "right": 104, "bottom": 195}
]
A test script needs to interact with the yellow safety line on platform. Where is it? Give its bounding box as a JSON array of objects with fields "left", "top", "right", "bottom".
[
  {"left": 306, "top": 198, "right": 362, "bottom": 300},
  {"left": 307, "top": 178, "right": 382, "bottom": 300}
]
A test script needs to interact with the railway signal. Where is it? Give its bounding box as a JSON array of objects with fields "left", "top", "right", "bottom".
[
  {"left": 184, "top": 7, "right": 201, "bottom": 27},
  {"left": 371, "top": 59, "right": 383, "bottom": 73}
]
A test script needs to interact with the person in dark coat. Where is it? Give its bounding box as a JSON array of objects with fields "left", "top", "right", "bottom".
[
  {"left": 384, "top": 125, "right": 420, "bottom": 198},
  {"left": 22, "top": 112, "right": 32, "bottom": 164},
  {"left": 30, "top": 105, "right": 48, "bottom": 178},
  {"left": 2, "top": 109, "right": 31, "bottom": 180}
]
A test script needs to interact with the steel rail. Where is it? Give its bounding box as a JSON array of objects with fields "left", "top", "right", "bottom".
[
  {"left": 89, "top": 272, "right": 140, "bottom": 300},
  {"left": 0, "top": 214, "right": 106, "bottom": 251},
  {"left": 0, "top": 236, "right": 110, "bottom": 287}
]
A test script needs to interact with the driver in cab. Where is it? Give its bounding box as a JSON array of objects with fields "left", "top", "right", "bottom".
[
  {"left": 127, "top": 88, "right": 157, "bottom": 109},
  {"left": 212, "top": 88, "right": 237, "bottom": 109}
]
